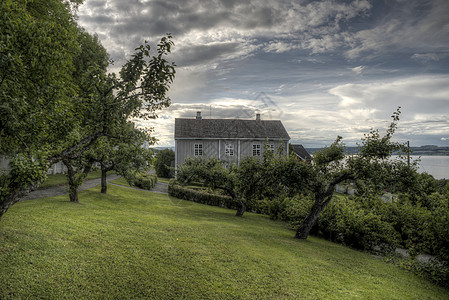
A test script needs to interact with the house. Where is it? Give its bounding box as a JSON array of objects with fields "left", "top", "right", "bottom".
[
  {"left": 291, "top": 144, "right": 312, "bottom": 163},
  {"left": 174, "top": 112, "right": 290, "bottom": 168},
  {"left": 0, "top": 155, "right": 67, "bottom": 175}
]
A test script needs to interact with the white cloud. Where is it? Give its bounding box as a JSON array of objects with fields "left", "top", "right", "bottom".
[
  {"left": 412, "top": 52, "right": 449, "bottom": 63},
  {"left": 351, "top": 66, "right": 365, "bottom": 75}
]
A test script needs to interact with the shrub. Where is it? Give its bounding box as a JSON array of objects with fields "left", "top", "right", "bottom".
[
  {"left": 154, "top": 149, "right": 175, "bottom": 178},
  {"left": 132, "top": 173, "right": 157, "bottom": 190},
  {"left": 318, "top": 197, "right": 399, "bottom": 252},
  {"left": 168, "top": 180, "right": 236, "bottom": 209},
  {"left": 375, "top": 199, "right": 431, "bottom": 256}
]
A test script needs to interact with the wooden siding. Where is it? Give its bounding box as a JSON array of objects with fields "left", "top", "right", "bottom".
[{"left": 175, "top": 139, "right": 289, "bottom": 168}]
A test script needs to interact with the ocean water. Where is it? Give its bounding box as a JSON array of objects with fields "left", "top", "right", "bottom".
[{"left": 414, "top": 156, "right": 449, "bottom": 180}]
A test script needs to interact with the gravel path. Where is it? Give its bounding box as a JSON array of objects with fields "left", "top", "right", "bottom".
[{"left": 21, "top": 174, "right": 168, "bottom": 201}]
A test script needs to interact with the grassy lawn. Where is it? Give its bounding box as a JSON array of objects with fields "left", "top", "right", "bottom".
[
  {"left": 1, "top": 186, "right": 448, "bottom": 299},
  {"left": 39, "top": 171, "right": 114, "bottom": 189},
  {"left": 157, "top": 177, "right": 171, "bottom": 184},
  {"left": 110, "top": 176, "right": 132, "bottom": 187}
]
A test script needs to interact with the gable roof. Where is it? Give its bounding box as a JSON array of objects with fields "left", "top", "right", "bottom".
[
  {"left": 175, "top": 118, "right": 290, "bottom": 140},
  {"left": 291, "top": 144, "right": 312, "bottom": 161}
]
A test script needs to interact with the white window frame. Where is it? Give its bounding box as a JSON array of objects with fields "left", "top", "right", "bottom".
[
  {"left": 268, "top": 144, "right": 275, "bottom": 152},
  {"left": 194, "top": 143, "right": 203, "bottom": 156},
  {"left": 225, "top": 143, "right": 234, "bottom": 156},
  {"left": 252, "top": 144, "right": 261, "bottom": 156}
]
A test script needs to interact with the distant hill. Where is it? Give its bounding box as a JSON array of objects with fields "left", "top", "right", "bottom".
[{"left": 306, "top": 145, "right": 449, "bottom": 156}]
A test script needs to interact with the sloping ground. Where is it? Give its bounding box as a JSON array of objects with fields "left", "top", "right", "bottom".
[{"left": 1, "top": 185, "right": 448, "bottom": 299}]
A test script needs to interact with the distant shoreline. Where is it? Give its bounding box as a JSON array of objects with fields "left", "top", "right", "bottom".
[{"left": 306, "top": 145, "right": 449, "bottom": 156}]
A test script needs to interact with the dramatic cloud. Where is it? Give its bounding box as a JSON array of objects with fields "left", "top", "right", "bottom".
[{"left": 78, "top": 0, "right": 449, "bottom": 147}]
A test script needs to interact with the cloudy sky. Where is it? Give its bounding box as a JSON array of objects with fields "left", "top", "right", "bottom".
[{"left": 77, "top": 0, "right": 449, "bottom": 148}]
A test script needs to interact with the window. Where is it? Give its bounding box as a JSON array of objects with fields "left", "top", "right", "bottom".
[
  {"left": 268, "top": 144, "right": 275, "bottom": 152},
  {"left": 225, "top": 143, "right": 234, "bottom": 156},
  {"left": 252, "top": 144, "right": 261, "bottom": 156},
  {"left": 194, "top": 143, "right": 203, "bottom": 156}
]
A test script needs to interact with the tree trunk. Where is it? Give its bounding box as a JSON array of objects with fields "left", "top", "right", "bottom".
[
  {"left": 69, "top": 189, "right": 79, "bottom": 203},
  {"left": 235, "top": 201, "right": 246, "bottom": 217},
  {"left": 101, "top": 165, "right": 107, "bottom": 194},
  {"left": 0, "top": 176, "right": 46, "bottom": 221},
  {"left": 295, "top": 201, "right": 324, "bottom": 239}
]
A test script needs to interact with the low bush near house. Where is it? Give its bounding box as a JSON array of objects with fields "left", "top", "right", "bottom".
[
  {"left": 168, "top": 180, "right": 235, "bottom": 209},
  {"left": 132, "top": 173, "right": 157, "bottom": 190}
]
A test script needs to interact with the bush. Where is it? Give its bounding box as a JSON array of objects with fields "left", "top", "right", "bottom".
[
  {"left": 318, "top": 197, "right": 399, "bottom": 253},
  {"left": 132, "top": 173, "right": 157, "bottom": 190},
  {"left": 154, "top": 149, "right": 175, "bottom": 178},
  {"left": 168, "top": 180, "right": 236, "bottom": 209}
]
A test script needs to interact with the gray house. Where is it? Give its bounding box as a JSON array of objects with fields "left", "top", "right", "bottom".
[{"left": 174, "top": 112, "right": 290, "bottom": 168}]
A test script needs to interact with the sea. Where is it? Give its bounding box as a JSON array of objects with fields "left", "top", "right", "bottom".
[{"left": 414, "top": 156, "right": 449, "bottom": 180}]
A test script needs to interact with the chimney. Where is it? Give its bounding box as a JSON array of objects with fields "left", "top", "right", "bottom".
[
  {"left": 256, "top": 113, "right": 261, "bottom": 121},
  {"left": 196, "top": 111, "right": 202, "bottom": 120}
]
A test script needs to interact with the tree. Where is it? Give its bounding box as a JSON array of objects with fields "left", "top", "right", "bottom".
[
  {"left": 175, "top": 146, "right": 291, "bottom": 217},
  {"left": 90, "top": 126, "right": 152, "bottom": 194},
  {"left": 176, "top": 157, "right": 245, "bottom": 215},
  {"left": 294, "top": 108, "right": 414, "bottom": 239},
  {"left": 154, "top": 149, "right": 175, "bottom": 178},
  {"left": 1, "top": 0, "right": 84, "bottom": 218},
  {"left": 62, "top": 156, "right": 95, "bottom": 203},
  {"left": 0, "top": 0, "right": 175, "bottom": 220},
  {"left": 60, "top": 33, "right": 175, "bottom": 203}
]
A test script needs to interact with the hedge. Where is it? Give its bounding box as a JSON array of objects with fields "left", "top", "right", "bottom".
[
  {"left": 133, "top": 173, "right": 157, "bottom": 190},
  {"left": 168, "top": 180, "right": 237, "bottom": 209}
]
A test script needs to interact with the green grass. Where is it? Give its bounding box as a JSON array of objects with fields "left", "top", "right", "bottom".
[
  {"left": 1, "top": 186, "right": 448, "bottom": 299},
  {"left": 157, "top": 177, "right": 171, "bottom": 183},
  {"left": 39, "top": 170, "right": 113, "bottom": 189},
  {"left": 110, "top": 176, "right": 132, "bottom": 187}
]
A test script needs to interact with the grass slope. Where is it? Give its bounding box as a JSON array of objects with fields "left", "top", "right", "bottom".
[{"left": 1, "top": 186, "right": 447, "bottom": 299}]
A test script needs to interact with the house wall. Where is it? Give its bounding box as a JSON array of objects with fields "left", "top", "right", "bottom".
[
  {"left": 175, "top": 139, "right": 289, "bottom": 168},
  {"left": 176, "top": 139, "right": 219, "bottom": 167},
  {"left": 0, "top": 156, "right": 10, "bottom": 173},
  {"left": 0, "top": 156, "right": 67, "bottom": 175}
]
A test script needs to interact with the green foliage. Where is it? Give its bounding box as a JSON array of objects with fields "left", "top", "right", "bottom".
[
  {"left": 177, "top": 157, "right": 237, "bottom": 197},
  {"left": 154, "top": 149, "right": 175, "bottom": 178},
  {"left": 318, "top": 197, "right": 400, "bottom": 252},
  {"left": 427, "top": 196, "right": 449, "bottom": 267},
  {"left": 1, "top": 0, "right": 78, "bottom": 154},
  {"left": 0, "top": 0, "right": 175, "bottom": 218},
  {"left": 131, "top": 173, "right": 157, "bottom": 190},
  {"left": 168, "top": 180, "right": 235, "bottom": 209}
]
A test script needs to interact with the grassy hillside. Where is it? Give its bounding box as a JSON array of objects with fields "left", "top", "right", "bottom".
[{"left": 0, "top": 186, "right": 447, "bottom": 299}]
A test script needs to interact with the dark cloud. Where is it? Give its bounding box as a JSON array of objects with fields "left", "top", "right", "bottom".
[
  {"left": 173, "top": 42, "right": 241, "bottom": 67},
  {"left": 78, "top": 0, "right": 449, "bottom": 147}
]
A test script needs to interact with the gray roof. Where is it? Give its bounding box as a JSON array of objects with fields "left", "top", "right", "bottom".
[
  {"left": 175, "top": 118, "right": 290, "bottom": 140},
  {"left": 291, "top": 144, "right": 312, "bottom": 161}
]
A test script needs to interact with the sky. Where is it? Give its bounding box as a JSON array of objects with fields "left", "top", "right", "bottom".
[{"left": 77, "top": 0, "right": 449, "bottom": 148}]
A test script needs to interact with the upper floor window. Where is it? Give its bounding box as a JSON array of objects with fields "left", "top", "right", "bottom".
[
  {"left": 194, "top": 143, "right": 203, "bottom": 156},
  {"left": 268, "top": 144, "right": 275, "bottom": 152},
  {"left": 225, "top": 143, "right": 234, "bottom": 156},
  {"left": 252, "top": 144, "right": 261, "bottom": 156}
]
